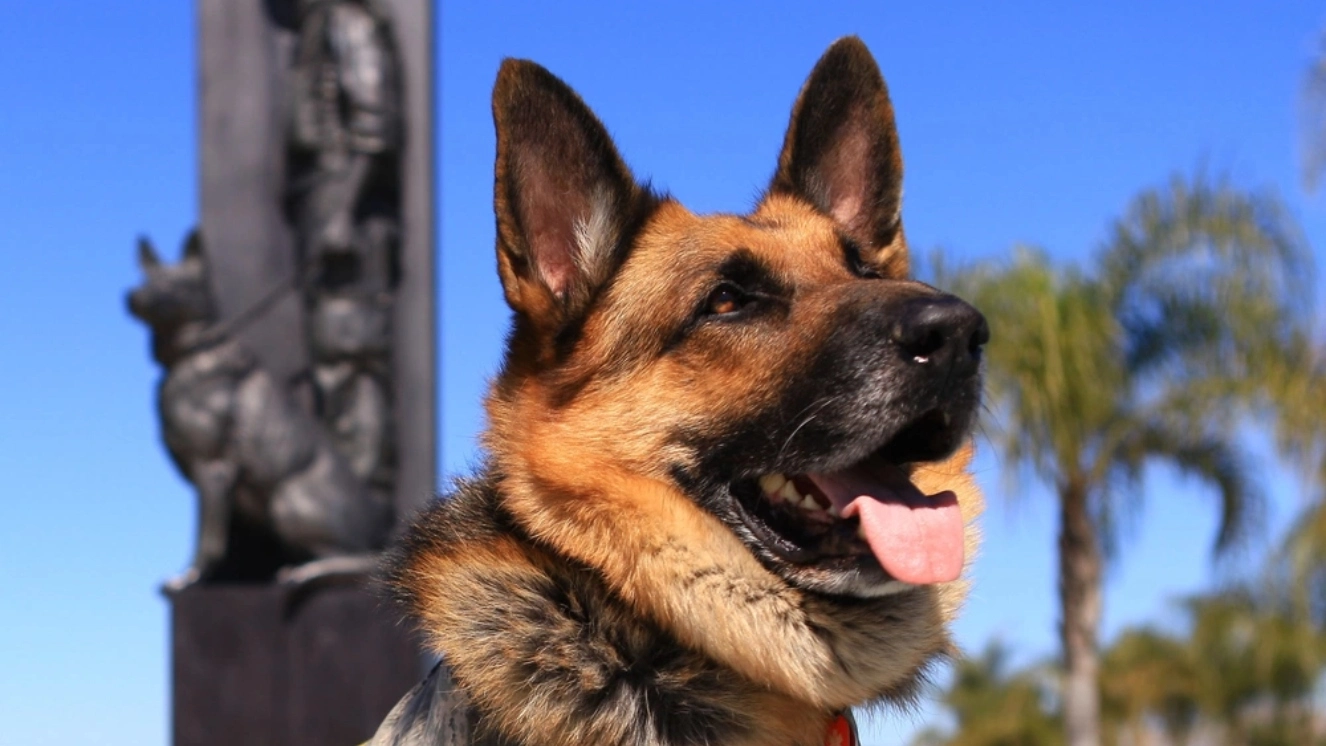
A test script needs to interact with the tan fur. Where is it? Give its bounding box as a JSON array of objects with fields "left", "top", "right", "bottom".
[{"left": 478, "top": 197, "right": 984, "bottom": 710}]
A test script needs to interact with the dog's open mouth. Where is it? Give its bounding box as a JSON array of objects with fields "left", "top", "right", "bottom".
[{"left": 732, "top": 410, "right": 965, "bottom": 586}]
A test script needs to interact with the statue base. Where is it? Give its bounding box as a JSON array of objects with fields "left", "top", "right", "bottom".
[{"left": 170, "top": 582, "right": 422, "bottom": 746}]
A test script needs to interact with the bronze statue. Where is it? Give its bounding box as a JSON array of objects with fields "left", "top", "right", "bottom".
[
  {"left": 141, "top": 2, "right": 430, "bottom": 741},
  {"left": 130, "top": 0, "right": 410, "bottom": 592},
  {"left": 286, "top": 0, "right": 402, "bottom": 508},
  {"left": 128, "top": 233, "right": 394, "bottom": 590}
]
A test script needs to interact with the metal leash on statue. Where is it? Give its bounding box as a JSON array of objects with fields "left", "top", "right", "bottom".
[{"left": 190, "top": 259, "right": 324, "bottom": 353}]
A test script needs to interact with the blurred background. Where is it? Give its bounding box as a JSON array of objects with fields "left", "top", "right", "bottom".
[{"left": 2, "top": 2, "right": 1324, "bottom": 744}]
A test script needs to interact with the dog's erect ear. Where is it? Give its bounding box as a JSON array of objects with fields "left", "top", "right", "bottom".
[
  {"left": 492, "top": 59, "right": 649, "bottom": 325},
  {"left": 137, "top": 236, "right": 161, "bottom": 271},
  {"left": 181, "top": 229, "right": 204, "bottom": 262},
  {"left": 769, "top": 37, "right": 909, "bottom": 276}
]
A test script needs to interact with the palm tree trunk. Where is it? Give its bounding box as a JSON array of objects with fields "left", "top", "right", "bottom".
[{"left": 1059, "top": 477, "right": 1102, "bottom": 746}]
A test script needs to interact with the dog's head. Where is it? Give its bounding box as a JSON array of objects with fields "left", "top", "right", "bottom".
[
  {"left": 483, "top": 37, "right": 986, "bottom": 706},
  {"left": 127, "top": 231, "right": 216, "bottom": 332}
]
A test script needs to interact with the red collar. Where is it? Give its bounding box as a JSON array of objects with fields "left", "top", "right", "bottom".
[{"left": 826, "top": 711, "right": 858, "bottom": 746}]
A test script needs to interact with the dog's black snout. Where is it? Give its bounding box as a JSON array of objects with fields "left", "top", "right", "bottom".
[{"left": 892, "top": 296, "right": 989, "bottom": 370}]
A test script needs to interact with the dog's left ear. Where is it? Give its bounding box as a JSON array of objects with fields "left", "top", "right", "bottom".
[
  {"left": 491, "top": 59, "right": 651, "bottom": 328},
  {"left": 769, "top": 37, "right": 909, "bottom": 277}
]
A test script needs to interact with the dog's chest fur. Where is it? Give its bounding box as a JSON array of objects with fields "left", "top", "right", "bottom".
[{"left": 376, "top": 477, "right": 838, "bottom": 746}]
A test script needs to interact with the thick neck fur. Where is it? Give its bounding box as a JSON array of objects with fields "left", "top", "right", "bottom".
[
  {"left": 484, "top": 388, "right": 958, "bottom": 711},
  {"left": 392, "top": 476, "right": 837, "bottom": 746},
  {"left": 498, "top": 463, "right": 851, "bottom": 702},
  {"left": 387, "top": 372, "right": 977, "bottom": 745}
]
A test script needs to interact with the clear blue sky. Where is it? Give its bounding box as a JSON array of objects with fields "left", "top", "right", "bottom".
[{"left": 1, "top": 2, "right": 1323, "bottom": 745}]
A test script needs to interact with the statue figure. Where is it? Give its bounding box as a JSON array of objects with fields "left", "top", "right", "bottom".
[
  {"left": 128, "top": 232, "right": 394, "bottom": 590},
  {"left": 286, "top": 0, "right": 403, "bottom": 508},
  {"left": 138, "top": 3, "right": 430, "bottom": 740}
]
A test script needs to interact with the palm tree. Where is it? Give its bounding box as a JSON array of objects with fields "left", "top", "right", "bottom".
[
  {"left": 1097, "top": 588, "right": 1326, "bottom": 745},
  {"left": 1099, "top": 626, "right": 1198, "bottom": 745},
  {"left": 1300, "top": 31, "right": 1326, "bottom": 193},
  {"left": 939, "top": 174, "right": 1314, "bottom": 746},
  {"left": 1180, "top": 589, "right": 1326, "bottom": 745},
  {"left": 911, "top": 642, "right": 1063, "bottom": 746},
  {"left": 1262, "top": 334, "right": 1326, "bottom": 622},
  {"left": 1277, "top": 497, "right": 1326, "bottom": 621},
  {"left": 1281, "top": 27, "right": 1326, "bottom": 635}
]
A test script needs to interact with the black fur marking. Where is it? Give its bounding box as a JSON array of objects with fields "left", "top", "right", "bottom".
[{"left": 714, "top": 250, "right": 787, "bottom": 298}]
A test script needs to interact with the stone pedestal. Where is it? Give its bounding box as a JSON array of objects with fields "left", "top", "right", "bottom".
[{"left": 171, "top": 583, "right": 422, "bottom": 746}]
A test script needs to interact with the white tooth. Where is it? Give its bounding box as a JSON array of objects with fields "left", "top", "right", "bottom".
[
  {"left": 759, "top": 474, "right": 787, "bottom": 495},
  {"left": 801, "top": 494, "right": 820, "bottom": 512},
  {"left": 828, "top": 504, "right": 841, "bottom": 518},
  {"left": 779, "top": 482, "right": 801, "bottom": 503},
  {"left": 857, "top": 523, "right": 867, "bottom": 540}
]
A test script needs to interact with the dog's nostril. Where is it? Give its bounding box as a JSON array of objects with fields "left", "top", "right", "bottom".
[
  {"left": 969, "top": 318, "right": 990, "bottom": 357},
  {"left": 893, "top": 297, "right": 986, "bottom": 365},
  {"left": 906, "top": 329, "right": 947, "bottom": 362}
]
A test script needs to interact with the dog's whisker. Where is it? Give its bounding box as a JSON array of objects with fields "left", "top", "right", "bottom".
[{"left": 775, "top": 395, "right": 844, "bottom": 464}]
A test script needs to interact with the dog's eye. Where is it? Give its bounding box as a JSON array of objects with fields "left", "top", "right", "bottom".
[{"left": 705, "top": 284, "right": 748, "bottom": 316}]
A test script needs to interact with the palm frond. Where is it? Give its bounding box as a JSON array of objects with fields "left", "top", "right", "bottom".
[
  {"left": 1100, "top": 173, "right": 1314, "bottom": 383},
  {"left": 1111, "top": 417, "right": 1263, "bottom": 555}
]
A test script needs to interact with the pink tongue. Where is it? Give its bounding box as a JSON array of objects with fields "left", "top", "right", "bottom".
[{"left": 806, "top": 468, "right": 965, "bottom": 585}]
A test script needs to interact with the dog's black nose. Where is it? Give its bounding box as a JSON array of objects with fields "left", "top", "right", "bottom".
[{"left": 891, "top": 295, "right": 989, "bottom": 372}]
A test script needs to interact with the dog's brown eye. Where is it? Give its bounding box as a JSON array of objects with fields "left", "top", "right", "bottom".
[{"left": 706, "top": 286, "right": 743, "bottom": 315}]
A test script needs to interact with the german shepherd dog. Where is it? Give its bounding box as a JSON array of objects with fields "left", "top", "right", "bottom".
[{"left": 372, "top": 37, "right": 987, "bottom": 746}]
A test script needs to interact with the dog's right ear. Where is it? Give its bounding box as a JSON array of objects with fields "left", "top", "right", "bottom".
[
  {"left": 768, "top": 37, "right": 909, "bottom": 277},
  {"left": 491, "top": 59, "right": 650, "bottom": 329},
  {"left": 137, "top": 236, "right": 161, "bottom": 271}
]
